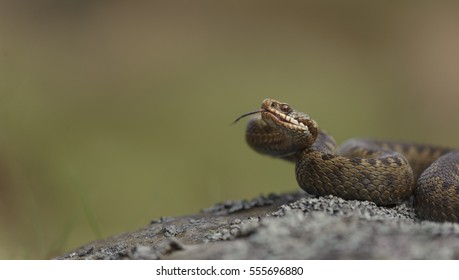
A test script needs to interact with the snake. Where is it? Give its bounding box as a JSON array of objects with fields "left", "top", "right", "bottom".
[{"left": 234, "top": 98, "right": 459, "bottom": 223}]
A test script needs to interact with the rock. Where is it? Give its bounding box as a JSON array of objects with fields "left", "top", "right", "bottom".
[{"left": 55, "top": 191, "right": 459, "bottom": 259}]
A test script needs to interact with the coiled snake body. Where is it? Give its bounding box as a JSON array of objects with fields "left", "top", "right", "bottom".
[{"left": 236, "top": 99, "right": 459, "bottom": 223}]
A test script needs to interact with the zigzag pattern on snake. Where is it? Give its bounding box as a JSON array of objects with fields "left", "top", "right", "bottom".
[{"left": 235, "top": 98, "right": 459, "bottom": 223}]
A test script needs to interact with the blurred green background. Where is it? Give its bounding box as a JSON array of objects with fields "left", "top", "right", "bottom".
[{"left": 1, "top": 1, "right": 459, "bottom": 259}]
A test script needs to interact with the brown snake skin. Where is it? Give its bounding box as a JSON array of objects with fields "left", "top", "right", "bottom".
[{"left": 236, "top": 98, "right": 459, "bottom": 223}]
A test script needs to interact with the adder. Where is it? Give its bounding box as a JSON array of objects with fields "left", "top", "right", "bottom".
[{"left": 234, "top": 98, "right": 459, "bottom": 223}]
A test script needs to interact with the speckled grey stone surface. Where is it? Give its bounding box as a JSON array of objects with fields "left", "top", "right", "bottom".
[{"left": 56, "top": 192, "right": 459, "bottom": 260}]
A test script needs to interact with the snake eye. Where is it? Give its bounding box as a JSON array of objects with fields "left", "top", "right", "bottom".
[{"left": 280, "top": 104, "right": 290, "bottom": 113}]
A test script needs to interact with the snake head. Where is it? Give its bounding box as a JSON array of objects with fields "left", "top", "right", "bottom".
[
  {"left": 261, "top": 99, "right": 318, "bottom": 144},
  {"left": 234, "top": 98, "right": 320, "bottom": 158}
]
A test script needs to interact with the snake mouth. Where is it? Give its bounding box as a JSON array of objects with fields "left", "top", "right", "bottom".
[
  {"left": 261, "top": 99, "right": 309, "bottom": 132},
  {"left": 232, "top": 99, "right": 309, "bottom": 132},
  {"left": 263, "top": 110, "right": 309, "bottom": 132},
  {"left": 233, "top": 108, "right": 308, "bottom": 132}
]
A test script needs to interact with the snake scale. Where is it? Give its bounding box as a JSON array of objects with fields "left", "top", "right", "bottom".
[{"left": 235, "top": 98, "right": 459, "bottom": 223}]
